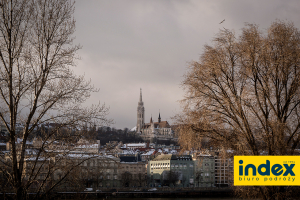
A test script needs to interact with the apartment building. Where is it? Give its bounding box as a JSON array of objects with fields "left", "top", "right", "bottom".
[
  {"left": 119, "top": 153, "right": 146, "bottom": 187},
  {"left": 193, "top": 154, "right": 215, "bottom": 187},
  {"left": 214, "top": 156, "right": 233, "bottom": 187},
  {"left": 147, "top": 154, "right": 194, "bottom": 187}
]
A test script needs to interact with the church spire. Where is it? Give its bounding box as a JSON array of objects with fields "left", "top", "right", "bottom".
[
  {"left": 150, "top": 115, "right": 153, "bottom": 123},
  {"left": 137, "top": 88, "right": 145, "bottom": 133},
  {"left": 139, "top": 88, "right": 142, "bottom": 102},
  {"left": 158, "top": 110, "right": 161, "bottom": 123}
]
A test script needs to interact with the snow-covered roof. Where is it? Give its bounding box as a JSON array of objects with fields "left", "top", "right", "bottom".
[
  {"left": 25, "top": 149, "right": 37, "bottom": 154},
  {"left": 75, "top": 144, "right": 98, "bottom": 149},
  {"left": 26, "top": 157, "right": 50, "bottom": 161},
  {"left": 170, "top": 150, "right": 178, "bottom": 154},
  {"left": 121, "top": 150, "right": 138, "bottom": 155},
  {"left": 141, "top": 149, "right": 155, "bottom": 156},
  {"left": 126, "top": 143, "right": 146, "bottom": 147},
  {"left": 59, "top": 153, "right": 119, "bottom": 161},
  {"left": 16, "top": 138, "right": 33, "bottom": 145},
  {"left": 66, "top": 154, "right": 98, "bottom": 158}
]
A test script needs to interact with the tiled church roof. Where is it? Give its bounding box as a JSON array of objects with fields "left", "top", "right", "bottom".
[{"left": 143, "top": 121, "right": 170, "bottom": 129}]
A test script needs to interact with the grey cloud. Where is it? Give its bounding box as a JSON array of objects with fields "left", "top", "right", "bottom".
[{"left": 73, "top": 0, "right": 300, "bottom": 129}]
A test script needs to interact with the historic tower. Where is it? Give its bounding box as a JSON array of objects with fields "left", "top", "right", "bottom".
[
  {"left": 136, "top": 88, "right": 145, "bottom": 132},
  {"left": 158, "top": 111, "right": 161, "bottom": 123}
]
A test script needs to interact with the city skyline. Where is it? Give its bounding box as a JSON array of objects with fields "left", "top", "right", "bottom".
[{"left": 73, "top": 0, "right": 300, "bottom": 129}]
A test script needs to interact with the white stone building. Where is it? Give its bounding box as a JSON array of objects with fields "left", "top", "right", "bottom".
[{"left": 136, "top": 89, "right": 174, "bottom": 141}]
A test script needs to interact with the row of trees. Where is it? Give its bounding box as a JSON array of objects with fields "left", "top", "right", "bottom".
[
  {"left": 176, "top": 21, "right": 300, "bottom": 200},
  {"left": 96, "top": 127, "right": 145, "bottom": 144}
]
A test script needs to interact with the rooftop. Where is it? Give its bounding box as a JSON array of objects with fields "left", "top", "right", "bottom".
[{"left": 152, "top": 154, "right": 192, "bottom": 161}]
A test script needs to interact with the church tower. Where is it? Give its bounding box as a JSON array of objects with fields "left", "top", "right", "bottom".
[
  {"left": 158, "top": 111, "right": 161, "bottom": 123},
  {"left": 136, "top": 88, "right": 145, "bottom": 132}
]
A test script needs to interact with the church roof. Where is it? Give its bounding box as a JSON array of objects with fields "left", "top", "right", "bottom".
[{"left": 143, "top": 121, "right": 170, "bottom": 129}]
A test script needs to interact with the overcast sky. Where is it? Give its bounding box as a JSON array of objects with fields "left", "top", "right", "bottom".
[{"left": 73, "top": 0, "right": 300, "bottom": 129}]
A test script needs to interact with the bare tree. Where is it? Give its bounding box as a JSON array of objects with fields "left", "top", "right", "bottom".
[
  {"left": 177, "top": 21, "right": 300, "bottom": 200},
  {"left": 0, "top": 0, "right": 110, "bottom": 199},
  {"left": 174, "top": 123, "right": 203, "bottom": 151}
]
